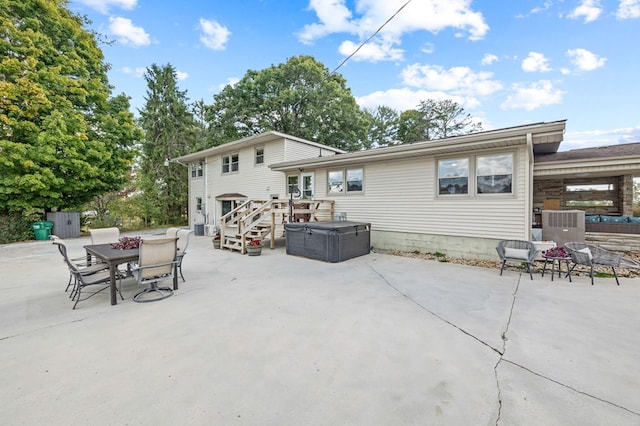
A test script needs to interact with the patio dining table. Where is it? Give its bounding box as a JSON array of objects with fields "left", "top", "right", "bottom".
[{"left": 84, "top": 243, "right": 180, "bottom": 305}]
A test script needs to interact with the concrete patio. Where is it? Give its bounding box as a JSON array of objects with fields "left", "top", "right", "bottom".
[{"left": 1, "top": 232, "right": 639, "bottom": 425}]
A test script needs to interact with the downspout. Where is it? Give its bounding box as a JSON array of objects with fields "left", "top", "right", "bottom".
[
  {"left": 173, "top": 158, "right": 192, "bottom": 229},
  {"left": 526, "top": 133, "right": 534, "bottom": 240}
]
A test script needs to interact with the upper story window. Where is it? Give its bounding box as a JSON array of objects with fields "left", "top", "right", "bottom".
[
  {"left": 191, "top": 160, "right": 204, "bottom": 178},
  {"left": 255, "top": 147, "right": 264, "bottom": 165},
  {"left": 328, "top": 167, "right": 363, "bottom": 194},
  {"left": 222, "top": 153, "right": 239, "bottom": 174},
  {"left": 438, "top": 159, "right": 469, "bottom": 195},
  {"left": 477, "top": 154, "right": 513, "bottom": 194}
]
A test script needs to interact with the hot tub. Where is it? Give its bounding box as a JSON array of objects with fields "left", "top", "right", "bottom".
[{"left": 284, "top": 221, "right": 371, "bottom": 263}]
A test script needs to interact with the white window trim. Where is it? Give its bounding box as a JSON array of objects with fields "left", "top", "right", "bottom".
[
  {"left": 327, "top": 167, "right": 364, "bottom": 195},
  {"left": 222, "top": 153, "right": 239, "bottom": 174}
]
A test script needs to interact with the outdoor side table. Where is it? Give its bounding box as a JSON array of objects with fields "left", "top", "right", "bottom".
[{"left": 541, "top": 255, "right": 572, "bottom": 281}]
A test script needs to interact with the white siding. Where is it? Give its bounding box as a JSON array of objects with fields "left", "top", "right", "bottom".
[
  {"left": 320, "top": 146, "right": 529, "bottom": 241},
  {"left": 283, "top": 139, "right": 336, "bottom": 161}
]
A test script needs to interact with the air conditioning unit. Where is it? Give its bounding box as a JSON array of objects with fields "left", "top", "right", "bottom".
[
  {"left": 204, "top": 224, "right": 216, "bottom": 237},
  {"left": 542, "top": 210, "right": 585, "bottom": 246}
]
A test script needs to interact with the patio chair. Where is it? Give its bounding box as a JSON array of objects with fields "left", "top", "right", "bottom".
[
  {"left": 130, "top": 238, "right": 178, "bottom": 303},
  {"left": 52, "top": 238, "right": 122, "bottom": 309},
  {"left": 89, "top": 227, "right": 120, "bottom": 245},
  {"left": 565, "top": 242, "right": 622, "bottom": 285},
  {"left": 175, "top": 229, "right": 193, "bottom": 282},
  {"left": 51, "top": 236, "right": 110, "bottom": 295},
  {"left": 165, "top": 227, "right": 180, "bottom": 239},
  {"left": 496, "top": 240, "right": 537, "bottom": 280}
]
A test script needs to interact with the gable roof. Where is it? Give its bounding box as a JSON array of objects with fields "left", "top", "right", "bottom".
[
  {"left": 172, "top": 131, "right": 346, "bottom": 164},
  {"left": 270, "top": 120, "right": 567, "bottom": 171}
]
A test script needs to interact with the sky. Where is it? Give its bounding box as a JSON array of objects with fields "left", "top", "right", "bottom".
[{"left": 68, "top": 0, "right": 640, "bottom": 151}]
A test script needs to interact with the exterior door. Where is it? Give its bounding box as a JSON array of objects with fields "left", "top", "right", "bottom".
[{"left": 301, "top": 172, "right": 314, "bottom": 198}]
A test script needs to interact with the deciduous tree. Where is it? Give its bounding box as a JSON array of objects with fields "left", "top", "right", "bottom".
[
  {"left": 207, "top": 55, "right": 368, "bottom": 151},
  {"left": 0, "top": 0, "right": 138, "bottom": 215}
]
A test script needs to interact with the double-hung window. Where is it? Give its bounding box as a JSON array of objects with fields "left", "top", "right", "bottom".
[
  {"left": 476, "top": 154, "right": 513, "bottom": 194},
  {"left": 437, "top": 153, "right": 513, "bottom": 196},
  {"left": 328, "top": 167, "right": 363, "bottom": 194},
  {"left": 438, "top": 159, "right": 469, "bottom": 195},
  {"left": 255, "top": 147, "right": 264, "bottom": 165},
  {"left": 191, "top": 160, "right": 204, "bottom": 178},
  {"left": 222, "top": 153, "right": 239, "bottom": 174}
]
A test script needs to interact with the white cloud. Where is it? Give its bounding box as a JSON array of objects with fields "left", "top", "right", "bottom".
[
  {"left": 401, "top": 64, "right": 503, "bottom": 97},
  {"left": 481, "top": 53, "right": 499, "bottom": 66},
  {"left": 214, "top": 77, "right": 240, "bottom": 92},
  {"left": 567, "top": 48, "right": 607, "bottom": 71},
  {"left": 356, "top": 87, "right": 473, "bottom": 111},
  {"left": 338, "top": 39, "right": 403, "bottom": 62},
  {"left": 75, "top": 0, "right": 136, "bottom": 14},
  {"left": 176, "top": 71, "right": 189, "bottom": 81},
  {"left": 501, "top": 80, "right": 565, "bottom": 111},
  {"left": 199, "top": 18, "right": 231, "bottom": 50},
  {"left": 568, "top": 0, "right": 603, "bottom": 23},
  {"left": 108, "top": 17, "right": 150, "bottom": 47},
  {"left": 522, "top": 52, "right": 551, "bottom": 72},
  {"left": 562, "top": 125, "right": 640, "bottom": 150},
  {"left": 298, "top": 0, "right": 489, "bottom": 61},
  {"left": 122, "top": 66, "right": 146, "bottom": 77},
  {"left": 617, "top": 0, "right": 640, "bottom": 18}
]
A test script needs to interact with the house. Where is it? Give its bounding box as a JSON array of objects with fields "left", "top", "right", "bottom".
[
  {"left": 174, "top": 120, "right": 640, "bottom": 258},
  {"left": 173, "top": 131, "right": 345, "bottom": 236}
]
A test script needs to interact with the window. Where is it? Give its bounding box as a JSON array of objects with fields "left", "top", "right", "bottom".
[
  {"left": 438, "top": 159, "right": 469, "bottom": 195},
  {"left": 476, "top": 154, "right": 512, "bottom": 194},
  {"left": 287, "top": 175, "right": 299, "bottom": 194},
  {"left": 437, "top": 153, "right": 514, "bottom": 196},
  {"left": 346, "top": 168, "right": 363, "bottom": 192},
  {"left": 196, "top": 197, "right": 203, "bottom": 212},
  {"left": 255, "top": 147, "right": 264, "bottom": 165},
  {"left": 328, "top": 168, "right": 363, "bottom": 194},
  {"left": 191, "top": 160, "right": 203, "bottom": 178},
  {"left": 222, "top": 153, "right": 239, "bottom": 174}
]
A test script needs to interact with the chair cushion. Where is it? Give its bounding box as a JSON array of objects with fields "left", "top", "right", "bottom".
[
  {"left": 504, "top": 247, "right": 530, "bottom": 260},
  {"left": 585, "top": 215, "right": 600, "bottom": 223},
  {"left": 577, "top": 247, "right": 593, "bottom": 260}
]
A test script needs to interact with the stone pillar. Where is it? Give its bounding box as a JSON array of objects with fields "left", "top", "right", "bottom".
[{"left": 620, "top": 174, "right": 634, "bottom": 216}]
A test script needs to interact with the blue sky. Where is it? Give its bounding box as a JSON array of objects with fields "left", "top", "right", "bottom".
[{"left": 69, "top": 0, "right": 640, "bottom": 151}]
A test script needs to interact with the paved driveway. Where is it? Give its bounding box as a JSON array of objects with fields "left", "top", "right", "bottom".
[{"left": 1, "top": 233, "right": 639, "bottom": 425}]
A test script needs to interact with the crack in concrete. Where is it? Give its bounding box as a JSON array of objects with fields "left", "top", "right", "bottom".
[{"left": 368, "top": 264, "right": 640, "bottom": 421}]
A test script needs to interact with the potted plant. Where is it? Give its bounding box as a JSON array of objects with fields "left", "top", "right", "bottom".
[
  {"left": 246, "top": 239, "right": 262, "bottom": 256},
  {"left": 212, "top": 234, "right": 221, "bottom": 249}
]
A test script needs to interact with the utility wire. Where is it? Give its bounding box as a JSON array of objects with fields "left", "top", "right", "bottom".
[{"left": 330, "top": 0, "right": 413, "bottom": 75}]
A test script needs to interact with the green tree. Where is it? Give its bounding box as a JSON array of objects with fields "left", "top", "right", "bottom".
[
  {"left": 207, "top": 55, "right": 368, "bottom": 151},
  {"left": 364, "top": 105, "right": 400, "bottom": 148},
  {"left": 0, "top": 0, "right": 138, "bottom": 214},
  {"left": 137, "top": 63, "right": 195, "bottom": 225},
  {"left": 398, "top": 109, "right": 428, "bottom": 143},
  {"left": 417, "top": 99, "right": 482, "bottom": 139}
]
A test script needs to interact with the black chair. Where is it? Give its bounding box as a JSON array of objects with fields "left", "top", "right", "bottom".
[
  {"left": 496, "top": 240, "right": 537, "bottom": 280},
  {"left": 565, "top": 242, "right": 622, "bottom": 285}
]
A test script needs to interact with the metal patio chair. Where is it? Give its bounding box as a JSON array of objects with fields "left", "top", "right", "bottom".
[
  {"left": 175, "top": 229, "right": 193, "bottom": 282},
  {"left": 52, "top": 238, "right": 122, "bottom": 309},
  {"left": 496, "top": 240, "right": 537, "bottom": 280},
  {"left": 565, "top": 242, "right": 622, "bottom": 285},
  {"left": 130, "top": 238, "right": 178, "bottom": 303},
  {"left": 51, "top": 236, "right": 110, "bottom": 295}
]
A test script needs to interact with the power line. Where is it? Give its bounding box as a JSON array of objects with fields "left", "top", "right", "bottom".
[{"left": 330, "top": 0, "right": 413, "bottom": 75}]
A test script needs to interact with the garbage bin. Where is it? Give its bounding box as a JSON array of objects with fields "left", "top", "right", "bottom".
[{"left": 32, "top": 221, "right": 54, "bottom": 240}]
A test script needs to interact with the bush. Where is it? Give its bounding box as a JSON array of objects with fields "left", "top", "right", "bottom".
[{"left": 0, "top": 211, "right": 42, "bottom": 244}]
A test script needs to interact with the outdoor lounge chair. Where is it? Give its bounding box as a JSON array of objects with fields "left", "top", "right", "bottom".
[
  {"left": 496, "top": 240, "right": 537, "bottom": 280},
  {"left": 130, "top": 238, "right": 178, "bottom": 303},
  {"left": 52, "top": 238, "right": 122, "bottom": 309},
  {"left": 565, "top": 242, "right": 622, "bottom": 285}
]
